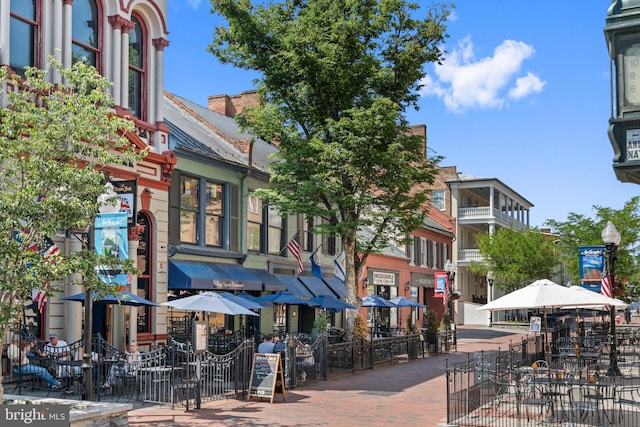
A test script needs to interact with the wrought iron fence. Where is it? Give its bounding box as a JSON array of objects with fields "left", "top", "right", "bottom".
[{"left": 445, "top": 331, "right": 640, "bottom": 426}]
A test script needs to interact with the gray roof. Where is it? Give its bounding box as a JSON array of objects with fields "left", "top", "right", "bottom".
[{"left": 163, "top": 92, "right": 278, "bottom": 173}]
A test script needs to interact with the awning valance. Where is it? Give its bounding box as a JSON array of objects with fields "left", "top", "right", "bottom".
[
  {"left": 168, "top": 260, "right": 262, "bottom": 291},
  {"left": 298, "top": 276, "right": 338, "bottom": 298},
  {"left": 247, "top": 268, "right": 287, "bottom": 291},
  {"left": 274, "top": 274, "right": 314, "bottom": 298}
]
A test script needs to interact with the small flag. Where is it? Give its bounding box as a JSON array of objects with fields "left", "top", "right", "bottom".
[
  {"left": 310, "top": 247, "right": 322, "bottom": 278},
  {"left": 443, "top": 276, "right": 451, "bottom": 310},
  {"left": 601, "top": 263, "right": 613, "bottom": 298},
  {"left": 286, "top": 236, "right": 304, "bottom": 274},
  {"left": 33, "top": 236, "right": 63, "bottom": 314},
  {"left": 334, "top": 251, "right": 345, "bottom": 282}
]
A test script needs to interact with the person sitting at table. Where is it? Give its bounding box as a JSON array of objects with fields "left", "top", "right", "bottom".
[
  {"left": 102, "top": 340, "right": 141, "bottom": 390},
  {"left": 44, "top": 332, "right": 72, "bottom": 380},
  {"left": 7, "top": 334, "right": 63, "bottom": 390},
  {"left": 258, "top": 334, "right": 277, "bottom": 353},
  {"left": 296, "top": 336, "right": 315, "bottom": 382}
]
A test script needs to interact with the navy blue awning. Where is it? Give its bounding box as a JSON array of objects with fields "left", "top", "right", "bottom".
[
  {"left": 274, "top": 275, "right": 314, "bottom": 298},
  {"left": 247, "top": 268, "right": 287, "bottom": 291},
  {"left": 322, "top": 277, "right": 347, "bottom": 299},
  {"left": 298, "top": 276, "right": 338, "bottom": 298},
  {"left": 168, "top": 260, "right": 262, "bottom": 291}
]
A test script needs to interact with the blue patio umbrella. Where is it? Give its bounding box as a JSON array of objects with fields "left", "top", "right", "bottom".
[
  {"left": 219, "top": 292, "right": 266, "bottom": 310},
  {"left": 256, "top": 291, "right": 309, "bottom": 306},
  {"left": 61, "top": 290, "right": 158, "bottom": 307},
  {"left": 308, "top": 295, "right": 356, "bottom": 312},
  {"left": 361, "top": 294, "right": 396, "bottom": 308},
  {"left": 161, "top": 291, "right": 259, "bottom": 316},
  {"left": 389, "top": 296, "right": 426, "bottom": 308},
  {"left": 630, "top": 301, "right": 640, "bottom": 309}
]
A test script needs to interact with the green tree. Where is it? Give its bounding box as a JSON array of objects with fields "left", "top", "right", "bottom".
[
  {"left": 208, "top": 0, "right": 451, "bottom": 337},
  {"left": 0, "top": 60, "right": 144, "bottom": 340},
  {"left": 545, "top": 197, "right": 640, "bottom": 301},
  {"left": 472, "top": 227, "right": 558, "bottom": 292}
]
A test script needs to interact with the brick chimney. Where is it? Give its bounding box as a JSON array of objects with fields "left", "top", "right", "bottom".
[
  {"left": 207, "top": 91, "right": 259, "bottom": 117},
  {"left": 409, "top": 124, "right": 427, "bottom": 157}
]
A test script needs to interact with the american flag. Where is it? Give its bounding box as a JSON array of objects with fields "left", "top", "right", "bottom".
[
  {"left": 32, "top": 236, "right": 63, "bottom": 314},
  {"left": 601, "top": 263, "right": 613, "bottom": 298},
  {"left": 443, "top": 276, "right": 451, "bottom": 309},
  {"left": 286, "top": 236, "right": 304, "bottom": 273}
]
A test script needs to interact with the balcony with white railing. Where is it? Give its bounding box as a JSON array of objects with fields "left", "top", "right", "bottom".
[
  {"left": 457, "top": 206, "right": 527, "bottom": 230},
  {"left": 457, "top": 249, "right": 484, "bottom": 264}
]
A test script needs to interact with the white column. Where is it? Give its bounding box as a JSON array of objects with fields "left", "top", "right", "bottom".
[
  {"left": 0, "top": 0, "right": 10, "bottom": 65},
  {"left": 61, "top": 0, "right": 72, "bottom": 69},
  {"left": 152, "top": 38, "right": 169, "bottom": 129},
  {"left": 120, "top": 24, "right": 132, "bottom": 111},
  {"left": 489, "top": 187, "right": 494, "bottom": 217},
  {"left": 52, "top": 0, "right": 64, "bottom": 83},
  {"left": 108, "top": 16, "right": 123, "bottom": 106}
]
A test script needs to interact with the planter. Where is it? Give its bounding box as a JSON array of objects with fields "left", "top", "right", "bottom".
[{"left": 4, "top": 394, "right": 132, "bottom": 427}]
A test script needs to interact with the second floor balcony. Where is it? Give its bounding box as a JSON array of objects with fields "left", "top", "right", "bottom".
[{"left": 457, "top": 206, "right": 528, "bottom": 230}]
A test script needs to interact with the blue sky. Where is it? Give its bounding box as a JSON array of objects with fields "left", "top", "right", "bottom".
[{"left": 164, "top": 1, "right": 638, "bottom": 228}]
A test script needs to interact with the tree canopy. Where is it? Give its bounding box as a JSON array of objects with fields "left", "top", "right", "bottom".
[
  {"left": 472, "top": 227, "right": 559, "bottom": 292},
  {"left": 208, "top": 0, "right": 452, "bottom": 335},
  {"left": 545, "top": 197, "right": 640, "bottom": 301},
  {"left": 0, "top": 59, "right": 144, "bottom": 335}
]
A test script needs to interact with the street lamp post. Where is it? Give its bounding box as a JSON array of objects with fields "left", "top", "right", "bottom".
[
  {"left": 73, "top": 183, "right": 121, "bottom": 400},
  {"left": 487, "top": 271, "right": 495, "bottom": 327},
  {"left": 444, "top": 260, "right": 457, "bottom": 324},
  {"left": 602, "top": 220, "right": 622, "bottom": 377}
]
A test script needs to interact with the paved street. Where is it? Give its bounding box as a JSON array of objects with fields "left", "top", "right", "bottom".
[{"left": 128, "top": 326, "right": 527, "bottom": 427}]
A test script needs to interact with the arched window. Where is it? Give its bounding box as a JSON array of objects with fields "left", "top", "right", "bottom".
[
  {"left": 72, "top": 0, "right": 100, "bottom": 68},
  {"left": 128, "top": 15, "right": 145, "bottom": 120},
  {"left": 10, "top": 0, "right": 39, "bottom": 76}
]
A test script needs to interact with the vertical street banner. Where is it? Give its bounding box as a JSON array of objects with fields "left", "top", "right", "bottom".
[
  {"left": 578, "top": 246, "right": 606, "bottom": 293},
  {"left": 94, "top": 212, "right": 129, "bottom": 287},
  {"left": 435, "top": 271, "right": 448, "bottom": 295},
  {"left": 112, "top": 180, "right": 137, "bottom": 227}
]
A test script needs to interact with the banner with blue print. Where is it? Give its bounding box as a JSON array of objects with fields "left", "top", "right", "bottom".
[
  {"left": 578, "top": 245, "right": 605, "bottom": 292},
  {"left": 94, "top": 212, "right": 128, "bottom": 287}
]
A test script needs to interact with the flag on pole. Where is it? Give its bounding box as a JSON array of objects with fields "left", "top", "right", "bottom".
[
  {"left": 601, "top": 263, "right": 613, "bottom": 298},
  {"left": 286, "top": 235, "right": 304, "bottom": 274},
  {"left": 32, "top": 236, "right": 62, "bottom": 314},
  {"left": 443, "top": 276, "right": 451, "bottom": 310},
  {"left": 334, "top": 251, "right": 346, "bottom": 282},
  {"left": 310, "top": 247, "right": 322, "bottom": 278}
]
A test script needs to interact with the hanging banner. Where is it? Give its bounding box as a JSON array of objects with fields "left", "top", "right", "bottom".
[
  {"left": 578, "top": 245, "right": 606, "bottom": 293},
  {"left": 435, "top": 271, "right": 448, "bottom": 295},
  {"left": 94, "top": 212, "right": 129, "bottom": 287},
  {"left": 112, "top": 180, "right": 137, "bottom": 227}
]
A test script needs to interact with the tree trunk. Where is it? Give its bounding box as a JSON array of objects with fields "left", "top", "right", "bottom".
[{"left": 342, "top": 236, "right": 359, "bottom": 341}]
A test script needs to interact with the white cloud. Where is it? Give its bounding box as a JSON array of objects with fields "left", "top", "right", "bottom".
[
  {"left": 508, "top": 72, "right": 546, "bottom": 99},
  {"left": 421, "top": 37, "right": 545, "bottom": 113},
  {"left": 184, "top": 0, "right": 202, "bottom": 9}
]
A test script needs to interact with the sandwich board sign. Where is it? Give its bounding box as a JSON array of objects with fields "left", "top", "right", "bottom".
[{"left": 249, "top": 353, "right": 286, "bottom": 403}]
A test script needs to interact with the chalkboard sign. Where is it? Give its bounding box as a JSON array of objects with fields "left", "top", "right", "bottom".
[{"left": 249, "top": 353, "right": 286, "bottom": 403}]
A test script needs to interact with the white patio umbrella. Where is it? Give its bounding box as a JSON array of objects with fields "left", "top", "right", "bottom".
[
  {"left": 565, "top": 286, "right": 628, "bottom": 309},
  {"left": 161, "top": 291, "right": 259, "bottom": 316},
  {"left": 477, "top": 279, "right": 583, "bottom": 312}
]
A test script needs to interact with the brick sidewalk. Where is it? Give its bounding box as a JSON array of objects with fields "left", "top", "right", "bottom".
[{"left": 128, "top": 326, "right": 528, "bottom": 427}]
